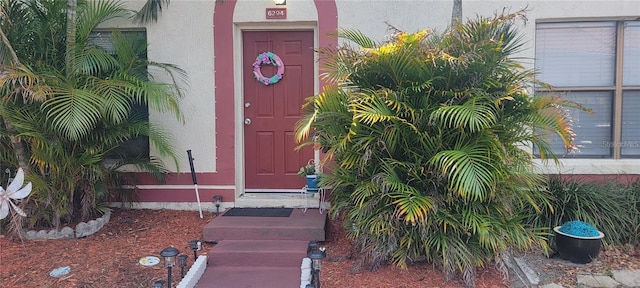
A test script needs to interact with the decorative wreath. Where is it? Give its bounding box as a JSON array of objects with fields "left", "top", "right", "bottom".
[{"left": 252, "top": 52, "right": 285, "bottom": 86}]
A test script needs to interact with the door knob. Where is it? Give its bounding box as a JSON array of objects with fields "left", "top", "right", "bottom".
[
  {"left": 244, "top": 118, "right": 252, "bottom": 125},
  {"left": 245, "top": 102, "right": 251, "bottom": 108}
]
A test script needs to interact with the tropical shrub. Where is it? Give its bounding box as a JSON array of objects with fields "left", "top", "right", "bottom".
[
  {"left": 0, "top": 0, "right": 185, "bottom": 233},
  {"left": 525, "top": 175, "right": 640, "bottom": 246},
  {"left": 295, "top": 11, "right": 582, "bottom": 287}
]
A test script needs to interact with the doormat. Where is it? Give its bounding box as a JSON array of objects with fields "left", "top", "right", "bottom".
[{"left": 222, "top": 208, "right": 293, "bottom": 217}]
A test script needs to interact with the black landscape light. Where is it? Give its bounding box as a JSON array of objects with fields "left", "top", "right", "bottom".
[
  {"left": 160, "top": 247, "right": 179, "bottom": 288},
  {"left": 308, "top": 248, "right": 326, "bottom": 288},
  {"left": 307, "top": 241, "right": 319, "bottom": 254},
  {"left": 213, "top": 195, "right": 223, "bottom": 215},
  {"left": 189, "top": 239, "right": 200, "bottom": 260},
  {"left": 307, "top": 242, "right": 326, "bottom": 288},
  {"left": 178, "top": 254, "right": 188, "bottom": 279},
  {"left": 152, "top": 280, "right": 165, "bottom": 288}
]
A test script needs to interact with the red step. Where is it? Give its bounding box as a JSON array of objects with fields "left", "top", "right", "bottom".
[
  {"left": 208, "top": 240, "right": 308, "bottom": 267},
  {"left": 203, "top": 208, "right": 326, "bottom": 242},
  {"left": 195, "top": 266, "right": 301, "bottom": 288},
  {"left": 196, "top": 209, "right": 326, "bottom": 287}
]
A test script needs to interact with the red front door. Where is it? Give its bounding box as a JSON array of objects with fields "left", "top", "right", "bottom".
[{"left": 243, "top": 30, "right": 314, "bottom": 191}]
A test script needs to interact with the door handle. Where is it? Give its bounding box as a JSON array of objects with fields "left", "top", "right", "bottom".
[{"left": 244, "top": 118, "right": 252, "bottom": 125}]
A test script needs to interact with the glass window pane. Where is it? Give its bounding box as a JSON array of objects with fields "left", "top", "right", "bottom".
[
  {"left": 623, "top": 21, "right": 640, "bottom": 86},
  {"left": 622, "top": 91, "right": 640, "bottom": 157},
  {"left": 535, "top": 22, "right": 616, "bottom": 87},
  {"left": 546, "top": 91, "right": 613, "bottom": 157},
  {"left": 89, "top": 30, "right": 150, "bottom": 159}
]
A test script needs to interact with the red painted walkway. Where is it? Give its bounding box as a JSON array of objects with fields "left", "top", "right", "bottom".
[{"left": 196, "top": 209, "right": 326, "bottom": 288}]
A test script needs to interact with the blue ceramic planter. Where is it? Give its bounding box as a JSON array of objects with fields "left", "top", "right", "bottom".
[{"left": 306, "top": 175, "right": 319, "bottom": 192}]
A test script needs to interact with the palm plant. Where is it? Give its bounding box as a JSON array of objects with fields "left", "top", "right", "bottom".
[
  {"left": 0, "top": 0, "right": 185, "bottom": 232},
  {"left": 296, "top": 11, "right": 582, "bottom": 287}
]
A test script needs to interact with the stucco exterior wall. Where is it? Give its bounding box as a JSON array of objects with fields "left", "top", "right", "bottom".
[
  {"left": 109, "top": 0, "right": 217, "bottom": 174},
  {"left": 116, "top": 0, "right": 640, "bottom": 177},
  {"left": 145, "top": 0, "right": 217, "bottom": 173},
  {"left": 337, "top": 0, "right": 453, "bottom": 42},
  {"left": 336, "top": 0, "right": 639, "bottom": 65},
  {"left": 234, "top": 0, "right": 318, "bottom": 23},
  {"left": 106, "top": 0, "right": 638, "bottom": 206}
]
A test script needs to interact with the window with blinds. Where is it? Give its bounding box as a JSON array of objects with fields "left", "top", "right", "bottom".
[{"left": 535, "top": 20, "right": 640, "bottom": 158}]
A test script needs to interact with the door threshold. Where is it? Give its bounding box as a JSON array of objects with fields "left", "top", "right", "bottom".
[
  {"left": 244, "top": 188, "right": 304, "bottom": 193},
  {"left": 242, "top": 192, "right": 305, "bottom": 198},
  {"left": 235, "top": 192, "right": 320, "bottom": 208}
]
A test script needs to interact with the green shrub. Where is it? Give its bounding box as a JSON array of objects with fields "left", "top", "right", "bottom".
[
  {"left": 0, "top": 0, "right": 183, "bottom": 234},
  {"left": 296, "top": 11, "right": 581, "bottom": 287},
  {"left": 631, "top": 180, "right": 640, "bottom": 244},
  {"left": 525, "top": 175, "right": 640, "bottom": 246}
]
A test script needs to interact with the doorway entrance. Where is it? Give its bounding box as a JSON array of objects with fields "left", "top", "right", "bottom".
[{"left": 242, "top": 30, "right": 315, "bottom": 192}]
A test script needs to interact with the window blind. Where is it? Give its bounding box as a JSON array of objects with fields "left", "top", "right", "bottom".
[
  {"left": 623, "top": 21, "right": 640, "bottom": 86},
  {"left": 622, "top": 91, "right": 640, "bottom": 157},
  {"left": 547, "top": 91, "right": 613, "bottom": 157},
  {"left": 535, "top": 22, "right": 616, "bottom": 87}
]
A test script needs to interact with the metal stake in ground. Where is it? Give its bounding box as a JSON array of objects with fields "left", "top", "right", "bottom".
[{"left": 187, "top": 150, "right": 204, "bottom": 218}]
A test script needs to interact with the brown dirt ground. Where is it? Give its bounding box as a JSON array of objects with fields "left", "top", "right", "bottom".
[{"left": 1, "top": 209, "right": 638, "bottom": 288}]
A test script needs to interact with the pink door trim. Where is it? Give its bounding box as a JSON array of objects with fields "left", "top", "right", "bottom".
[{"left": 213, "top": 0, "right": 338, "bottom": 197}]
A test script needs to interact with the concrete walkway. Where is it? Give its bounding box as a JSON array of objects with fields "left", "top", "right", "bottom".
[
  {"left": 507, "top": 251, "right": 640, "bottom": 287},
  {"left": 538, "top": 270, "right": 640, "bottom": 288}
]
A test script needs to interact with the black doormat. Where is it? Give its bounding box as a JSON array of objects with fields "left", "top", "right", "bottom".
[{"left": 222, "top": 208, "right": 293, "bottom": 217}]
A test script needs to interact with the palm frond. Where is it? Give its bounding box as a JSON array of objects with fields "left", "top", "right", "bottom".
[
  {"left": 431, "top": 97, "right": 497, "bottom": 133},
  {"left": 74, "top": 45, "right": 119, "bottom": 75},
  {"left": 75, "top": 0, "right": 131, "bottom": 59},
  {"left": 147, "top": 122, "right": 179, "bottom": 170},
  {"left": 430, "top": 146, "right": 497, "bottom": 201},
  {"left": 337, "top": 29, "right": 378, "bottom": 49},
  {"left": 134, "top": 0, "right": 169, "bottom": 24},
  {"left": 43, "top": 84, "right": 103, "bottom": 140},
  {"left": 0, "top": 64, "right": 51, "bottom": 102}
]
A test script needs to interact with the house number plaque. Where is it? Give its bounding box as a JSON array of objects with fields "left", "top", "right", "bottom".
[{"left": 266, "top": 8, "right": 286, "bottom": 19}]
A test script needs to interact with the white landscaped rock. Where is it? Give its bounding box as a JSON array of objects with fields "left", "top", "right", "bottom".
[{"left": 23, "top": 211, "right": 111, "bottom": 240}]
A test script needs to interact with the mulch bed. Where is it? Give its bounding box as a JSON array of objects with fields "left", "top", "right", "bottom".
[
  {"left": 1, "top": 209, "right": 215, "bottom": 288},
  {"left": 1, "top": 208, "right": 638, "bottom": 287}
]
